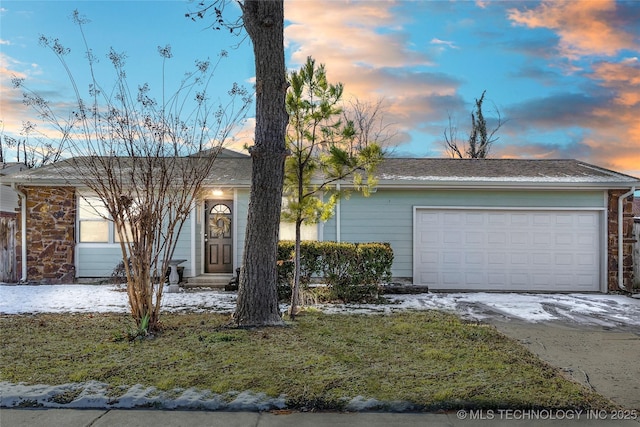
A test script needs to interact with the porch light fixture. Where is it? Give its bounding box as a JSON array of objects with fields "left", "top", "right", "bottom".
[{"left": 212, "top": 189, "right": 224, "bottom": 197}]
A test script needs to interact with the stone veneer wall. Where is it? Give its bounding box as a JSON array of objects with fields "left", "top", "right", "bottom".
[
  {"left": 607, "top": 190, "right": 636, "bottom": 291},
  {"left": 16, "top": 186, "right": 76, "bottom": 284}
]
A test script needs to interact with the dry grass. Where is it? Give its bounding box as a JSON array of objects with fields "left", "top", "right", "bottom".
[{"left": 0, "top": 311, "right": 615, "bottom": 411}]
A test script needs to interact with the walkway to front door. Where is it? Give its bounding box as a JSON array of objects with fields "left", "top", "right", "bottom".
[{"left": 205, "top": 200, "right": 233, "bottom": 274}]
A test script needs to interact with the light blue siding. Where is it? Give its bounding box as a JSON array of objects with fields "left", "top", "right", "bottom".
[
  {"left": 77, "top": 210, "right": 194, "bottom": 278},
  {"left": 171, "top": 213, "right": 192, "bottom": 277},
  {"left": 77, "top": 188, "right": 606, "bottom": 280},
  {"left": 235, "top": 190, "right": 250, "bottom": 268},
  {"left": 194, "top": 206, "right": 202, "bottom": 277},
  {"left": 76, "top": 246, "right": 124, "bottom": 277},
  {"left": 337, "top": 189, "right": 606, "bottom": 279}
]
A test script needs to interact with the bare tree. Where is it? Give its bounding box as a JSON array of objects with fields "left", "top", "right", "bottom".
[
  {"left": 444, "top": 90, "right": 504, "bottom": 159},
  {"left": 0, "top": 120, "right": 63, "bottom": 168},
  {"left": 341, "top": 97, "right": 397, "bottom": 155},
  {"left": 15, "top": 10, "right": 250, "bottom": 332},
  {"left": 188, "top": 0, "right": 288, "bottom": 327}
]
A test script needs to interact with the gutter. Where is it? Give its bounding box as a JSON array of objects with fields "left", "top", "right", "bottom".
[
  {"left": 618, "top": 186, "right": 636, "bottom": 291},
  {"left": 11, "top": 183, "right": 27, "bottom": 282}
]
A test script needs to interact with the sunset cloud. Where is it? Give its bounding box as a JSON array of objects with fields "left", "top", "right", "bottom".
[
  {"left": 3, "top": 1, "right": 639, "bottom": 178},
  {"left": 508, "top": 0, "right": 637, "bottom": 60},
  {"left": 0, "top": 53, "right": 30, "bottom": 136},
  {"left": 284, "top": 0, "right": 460, "bottom": 149}
]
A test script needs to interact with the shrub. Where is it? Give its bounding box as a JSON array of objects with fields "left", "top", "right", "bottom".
[{"left": 276, "top": 241, "right": 393, "bottom": 303}]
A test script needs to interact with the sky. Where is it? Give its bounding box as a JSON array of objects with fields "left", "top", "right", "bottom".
[{"left": 1, "top": 0, "right": 639, "bottom": 178}]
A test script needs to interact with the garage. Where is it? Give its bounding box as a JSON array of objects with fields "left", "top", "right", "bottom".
[{"left": 414, "top": 208, "right": 602, "bottom": 291}]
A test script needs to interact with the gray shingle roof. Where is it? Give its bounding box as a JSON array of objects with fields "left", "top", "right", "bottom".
[
  {"left": 2, "top": 157, "right": 638, "bottom": 188},
  {"left": 376, "top": 159, "right": 640, "bottom": 184}
]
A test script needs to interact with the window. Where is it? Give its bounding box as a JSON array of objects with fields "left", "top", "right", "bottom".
[
  {"left": 279, "top": 197, "right": 320, "bottom": 241},
  {"left": 279, "top": 222, "right": 318, "bottom": 241},
  {"left": 78, "top": 196, "right": 110, "bottom": 243},
  {"left": 78, "top": 195, "right": 134, "bottom": 244}
]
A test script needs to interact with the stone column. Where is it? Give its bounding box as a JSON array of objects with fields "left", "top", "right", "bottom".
[{"left": 16, "top": 186, "right": 76, "bottom": 284}]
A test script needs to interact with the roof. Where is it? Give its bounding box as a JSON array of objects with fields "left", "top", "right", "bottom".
[
  {"left": 2, "top": 157, "right": 639, "bottom": 190},
  {"left": 376, "top": 158, "right": 640, "bottom": 188},
  {"left": 0, "top": 163, "right": 29, "bottom": 176},
  {"left": 633, "top": 198, "right": 640, "bottom": 218}
]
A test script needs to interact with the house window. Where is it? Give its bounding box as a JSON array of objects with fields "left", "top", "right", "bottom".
[
  {"left": 78, "top": 196, "right": 110, "bottom": 243},
  {"left": 279, "top": 221, "right": 319, "bottom": 241},
  {"left": 78, "top": 195, "right": 133, "bottom": 244},
  {"left": 279, "top": 197, "right": 320, "bottom": 241}
]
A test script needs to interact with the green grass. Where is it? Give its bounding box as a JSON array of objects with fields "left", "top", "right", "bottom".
[{"left": 0, "top": 311, "right": 615, "bottom": 411}]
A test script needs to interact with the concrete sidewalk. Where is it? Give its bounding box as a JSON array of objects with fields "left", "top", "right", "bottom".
[{"left": 2, "top": 409, "right": 640, "bottom": 426}]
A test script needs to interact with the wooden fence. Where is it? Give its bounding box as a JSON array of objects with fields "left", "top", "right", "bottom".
[{"left": 0, "top": 216, "right": 17, "bottom": 283}]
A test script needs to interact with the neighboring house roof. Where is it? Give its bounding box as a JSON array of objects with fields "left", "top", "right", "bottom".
[
  {"left": 633, "top": 198, "right": 640, "bottom": 218},
  {"left": 0, "top": 163, "right": 29, "bottom": 213},
  {"left": 3, "top": 157, "right": 639, "bottom": 190},
  {"left": 0, "top": 162, "right": 29, "bottom": 176}
]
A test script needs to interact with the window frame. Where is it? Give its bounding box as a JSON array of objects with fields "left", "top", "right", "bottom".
[
  {"left": 77, "top": 195, "right": 112, "bottom": 244},
  {"left": 77, "top": 194, "right": 133, "bottom": 245}
]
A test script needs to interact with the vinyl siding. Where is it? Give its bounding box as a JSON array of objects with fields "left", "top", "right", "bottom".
[
  {"left": 235, "top": 189, "right": 250, "bottom": 269},
  {"left": 76, "top": 188, "right": 606, "bottom": 279},
  {"left": 0, "top": 185, "right": 20, "bottom": 213},
  {"left": 76, "top": 210, "right": 194, "bottom": 278},
  {"left": 337, "top": 189, "right": 606, "bottom": 279},
  {"left": 194, "top": 204, "right": 202, "bottom": 276},
  {"left": 76, "top": 246, "right": 124, "bottom": 278}
]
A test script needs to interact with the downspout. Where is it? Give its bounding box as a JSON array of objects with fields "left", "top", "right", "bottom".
[
  {"left": 618, "top": 186, "right": 636, "bottom": 291},
  {"left": 12, "top": 184, "right": 27, "bottom": 282}
]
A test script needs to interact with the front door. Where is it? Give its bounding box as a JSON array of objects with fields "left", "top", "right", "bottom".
[{"left": 205, "top": 200, "right": 233, "bottom": 273}]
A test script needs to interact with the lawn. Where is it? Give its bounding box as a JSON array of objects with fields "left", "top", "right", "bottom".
[{"left": 0, "top": 311, "right": 615, "bottom": 411}]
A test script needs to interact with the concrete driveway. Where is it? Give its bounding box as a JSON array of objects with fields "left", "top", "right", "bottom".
[
  {"left": 426, "top": 293, "right": 640, "bottom": 411},
  {"left": 326, "top": 291, "right": 640, "bottom": 410}
]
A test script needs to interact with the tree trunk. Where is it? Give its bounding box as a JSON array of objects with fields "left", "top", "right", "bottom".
[
  {"left": 235, "top": 0, "right": 288, "bottom": 326},
  {"left": 289, "top": 219, "right": 303, "bottom": 319}
]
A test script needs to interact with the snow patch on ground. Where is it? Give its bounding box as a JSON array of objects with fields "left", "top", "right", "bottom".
[
  {"left": 0, "top": 381, "right": 287, "bottom": 411},
  {"left": 3, "top": 284, "right": 640, "bottom": 410},
  {"left": 2, "top": 284, "right": 640, "bottom": 327}
]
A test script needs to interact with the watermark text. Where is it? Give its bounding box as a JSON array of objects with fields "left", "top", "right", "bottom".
[{"left": 456, "top": 409, "right": 638, "bottom": 421}]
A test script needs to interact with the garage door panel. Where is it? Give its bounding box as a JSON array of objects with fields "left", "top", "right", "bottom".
[
  {"left": 465, "top": 231, "right": 484, "bottom": 244},
  {"left": 510, "top": 233, "right": 529, "bottom": 245},
  {"left": 488, "top": 252, "right": 507, "bottom": 265},
  {"left": 415, "top": 209, "right": 601, "bottom": 291},
  {"left": 532, "top": 253, "right": 551, "bottom": 265}
]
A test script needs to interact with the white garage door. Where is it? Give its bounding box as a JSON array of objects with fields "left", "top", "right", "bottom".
[{"left": 414, "top": 209, "right": 601, "bottom": 291}]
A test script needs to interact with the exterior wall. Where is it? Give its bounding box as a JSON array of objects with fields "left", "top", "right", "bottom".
[
  {"left": 1, "top": 184, "right": 21, "bottom": 214},
  {"left": 76, "top": 246, "right": 124, "bottom": 277},
  {"left": 17, "top": 186, "right": 76, "bottom": 283},
  {"left": 235, "top": 189, "right": 250, "bottom": 269},
  {"left": 75, "top": 189, "right": 251, "bottom": 279},
  {"left": 194, "top": 204, "right": 202, "bottom": 276},
  {"left": 607, "top": 191, "right": 636, "bottom": 291},
  {"left": 76, "top": 207, "right": 195, "bottom": 278},
  {"left": 1, "top": 212, "right": 17, "bottom": 282},
  {"left": 633, "top": 220, "right": 639, "bottom": 290},
  {"left": 336, "top": 189, "right": 606, "bottom": 280},
  {"left": 170, "top": 214, "right": 192, "bottom": 276}
]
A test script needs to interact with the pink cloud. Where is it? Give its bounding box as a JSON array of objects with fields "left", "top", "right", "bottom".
[
  {"left": 284, "top": 0, "right": 459, "bottom": 145},
  {"left": 508, "top": 0, "right": 637, "bottom": 60}
]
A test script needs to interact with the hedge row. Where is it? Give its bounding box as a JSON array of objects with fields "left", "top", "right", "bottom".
[{"left": 277, "top": 241, "right": 394, "bottom": 303}]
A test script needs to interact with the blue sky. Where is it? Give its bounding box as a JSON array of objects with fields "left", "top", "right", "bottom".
[{"left": 1, "top": 0, "right": 639, "bottom": 177}]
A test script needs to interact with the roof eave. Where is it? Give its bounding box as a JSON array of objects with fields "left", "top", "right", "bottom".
[{"left": 375, "top": 179, "right": 640, "bottom": 190}]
